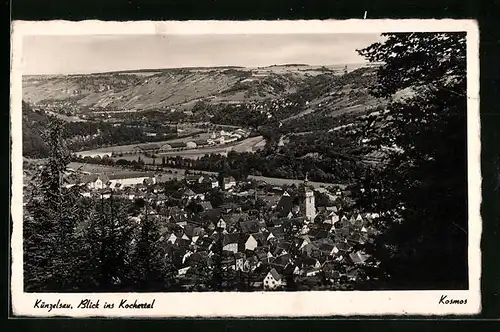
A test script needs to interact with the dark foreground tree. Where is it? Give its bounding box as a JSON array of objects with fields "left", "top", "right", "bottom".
[
  {"left": 129, "top": 203, "right": 173, "bottom": 291},
  {"left": 356, "top": 32, "right": 468, "bottom": 289},
  {"left": 24, "top": 120, "right": 83, "bottom": 291},
  {"left": 79, "top": 195, "right": 136, "bottom": 291}
]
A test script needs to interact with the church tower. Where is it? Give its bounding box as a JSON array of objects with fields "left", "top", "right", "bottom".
[{"left": 304, "top": 174, "right": 316, "bottom": 222}]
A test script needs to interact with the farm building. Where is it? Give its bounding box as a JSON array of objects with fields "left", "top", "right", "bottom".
[
  {"left": 65, "top": 172, "right": 157, "bottom": 190},
  {"left": 202, "top": 176, "right": 219, "bottom": 188},
  {"left": 219, "top": 135, "right": 237, "bottom": 144},
  {"left": 107, "top": 172, "right": 157, "bottom": 187},
  {"left": 193, "top": 139, "right": 208, "bottom": 147},
  {"left": 169, "top": 142, "right": 187, "bottom": 149},
  {"left": 134, "top": 143, "right": 162, "bottom": 153},
  {"left": 185, "top": 174, "right": 206, "bottom": 184},
  {"left": 222, "top": 176, "right": 236, "bottom": 190},
  {"left": 160, "top": 144, "right": 172, "bottom": 151}
]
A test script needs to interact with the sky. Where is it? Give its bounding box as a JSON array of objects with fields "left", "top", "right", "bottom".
[{"left": 22, "top": 33, "right": 385, "bottom": 75}]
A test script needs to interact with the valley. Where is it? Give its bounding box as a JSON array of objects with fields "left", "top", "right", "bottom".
[{"left": 22, "top": 62, "right": 389, "bottom": 184}]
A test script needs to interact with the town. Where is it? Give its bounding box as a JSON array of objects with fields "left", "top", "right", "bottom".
[
  {"left": 56, "top": 161, "right": 378, "bottom": 291},
  {"left": 20, "top": 31, "right": 468, "bottom": 295}
]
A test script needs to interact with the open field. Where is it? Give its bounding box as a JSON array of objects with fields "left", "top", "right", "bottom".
[
  {"left": 74, "top": 133, "right": 206, "bottom": 156},
  {"left": 67, "top": 162, "right": 130, "bottom": 174},
  {"left": 45, "top": 110, "right": 87, "bottom": 122},
  {"left": 77, "top": 135, "right": 266, "bottom": 160},
  {"left": 155, "top": 135, "right": 266, "bottom": 159},
  {"left": 248, "top": 175, "right": 347, "bottom": 190},
  {"left": 67, "top": 162, "right": 343, "bottom": 189}
]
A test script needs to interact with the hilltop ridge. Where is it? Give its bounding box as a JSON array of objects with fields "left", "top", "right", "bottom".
[{"left": 22, "top": 63, "right": 376, "bottom": 114}]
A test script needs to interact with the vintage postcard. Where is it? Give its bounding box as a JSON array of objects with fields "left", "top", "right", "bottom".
[{"left": 10, "top": 19, "right": 481, "bottom": 317}]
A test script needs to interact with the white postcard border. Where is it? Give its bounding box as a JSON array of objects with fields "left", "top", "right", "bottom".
[{"left": 10, "top": 19, "right": 481, "bottom": 317}]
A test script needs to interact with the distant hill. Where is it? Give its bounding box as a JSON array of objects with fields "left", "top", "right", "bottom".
[
  {"left": 22, "top": 64, "right": 370, "bottom": 111},
  {"left": 22, "top": 64, "right": 382, "bottom": 129}
]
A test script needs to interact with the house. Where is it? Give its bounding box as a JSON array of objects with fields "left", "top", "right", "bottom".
[
  {"left": 263, "top": 268, "right": 283, "bottom": 290},
  {"left": 197, "top": 208, "right": 222, "bottom": 228},
  {"left": 183, "top": 189, "right": 196, "bottom": 200},
  {"left": 304, "top": 267, "right": 322, "bottom": 277},
  {"left": 336, "top": 242, "right": 352, "bottom": 253},
  {"left": 267, "top": 226, "right": 284, "bottom": 241},
  {"left": 345, "top": 267, "right": 361, "bottom": 281},
  {"left": 307, "top": 228, "right": 328, "bottom": 240},
  {"left": 100, "top": 192, "right": 112, "bottom": 199},
  {"left": 326, "top": 212, "right": 340, "bottom": 224},
  {"left": 347, "top": 233, "right": 364, "bottom": 245},
  {"left": 185, "top": 141, "right": 197, "bottom": 149},
  {"left": 202, "top": 176, "right": 219, "bottom": 188},
  {"left": 239, "top": 220, "right": 261, "bottom": 234},
  {"left": 274, "top": 191, "right": 294, "bottom": 218},
  {"left": 134, "top": 143, "right": 161, "bottom": 153},
  {"left": 66, "top": 174, "right": 109, "bottom": 190},
  {"left": 194, "top": 139, "right": 207, "bottom": 147},
  {"left": 273, "top": 253, "right": 292, "bottom": 268},
  {"left": 299, "top": 256, "right": 321, "bottom": 270},
  {"left": 177, "top": 266, "right": 191, "bottom": 277},
  {"left": 319, "top": 243, "right": 337, "bottom": 256},
  {"left": 166, "top": 233, "right": 178, "bottom": 244},
  {"left": 185, "top": 174, "right": 205, "bottom": 184},
  {"left": 184, "top": 174, "right": 203, "bottom": 184},
  {"left": 106, "top": 172, "right": 156, "bottom": 188},
  {"left": 283, "top": 263, "right": 300, "bottom": 276},
  {"left": 235, "top": 252, "right": 245, "bottom": 271},
  {"left": 222, "top": 233, "right": 240, "bottom": 253},
  {"left": 326, "top": 206, "right": 338, "bottom": 213},
  {"left": 216, "top": 217, "right": 227, "bottom": 230},
  {"left": 349, "top": 251, "right": 370, "bottom": 265},
  {"left": 245, "top": 234, "right": 260, "bottom": 251},
  {"left": 159, "top": 143, "right": 172, "bottom": 151},
  {"left": 219, "top": 202, "right": 240, "bottom": 214},
  {"left": 196, "top": 236, "right": 214, "bottom": 251},
  {"left": 198, "top": 201, "right": 213, "bottom": 211},
  {"left": 185, "top": 226, "right": 205, "bottom": 244},
  {"left": 222, "top": 176, "right": 236, "bottom": 190},
  {"left": 254, "top": 247, "right": 270, "bottom": 262},
  {"left": 299, "top": 235, "right": 313, "bottom": 250}
]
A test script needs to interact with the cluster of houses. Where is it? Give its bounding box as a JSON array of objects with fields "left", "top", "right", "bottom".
[
  {"left": 206, "top": 129, "right": 249, "bottom": 145},
  {"left": 62, "top": 165, "right": 378, "bottom": 291},
  {"left": 64, "top": 169, "right": 227, "bottom": 196},
  {"left": 240, "top": 97, "right": 300, "bottom": 119},
  {"left": 154, "top": 179, "right": 378, "bottom": 291},
  {"left": 130, "top": 129, "right": 250, "bottom": 154}
]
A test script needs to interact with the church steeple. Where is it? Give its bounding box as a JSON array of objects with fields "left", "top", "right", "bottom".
[{"left": 304, "top": 173, "right": 316, "bottom": 222}]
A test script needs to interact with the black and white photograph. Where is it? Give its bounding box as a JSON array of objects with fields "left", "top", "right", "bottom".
[{"left": 10, "top": 20, "right": 481, "bottom": 317}]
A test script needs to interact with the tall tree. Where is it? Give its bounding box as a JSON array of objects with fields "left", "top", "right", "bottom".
[
  {"left": 24, "top": 119, "right": 83, "bottom": 291},
  {"left": 356, "top": 32, "right": 468, "bottom": 289},
  {"left": 283, "top": 218, "right": 300, "bottom": 291},
  {"left": 129, "top": 202, "right": 170, "bottom": 291},
  {"left": 210, "top": 232, "right": 224, "bottom": 291},
  {"left": 80, "top": 195, "right": 136, "bottom": 291}
]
